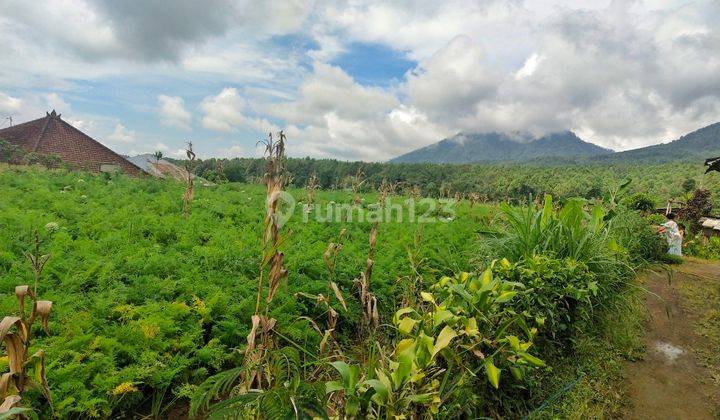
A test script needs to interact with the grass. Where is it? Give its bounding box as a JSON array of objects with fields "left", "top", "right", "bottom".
[
  {"left": 678, "top": 267, "right": 720, "bottom": 398},
  {"left": 531, "top": 286, "right": 645, "bottom": 419}
]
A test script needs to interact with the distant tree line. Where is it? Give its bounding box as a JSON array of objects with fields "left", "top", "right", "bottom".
[{"left": 188, "top": 156, "right": 720, "bottom": 207}]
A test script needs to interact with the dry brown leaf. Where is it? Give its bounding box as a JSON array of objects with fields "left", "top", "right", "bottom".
[
  {"left": 330, "top": 282, "right": 347, "bottom": 311},
  {"left": 3, "top": 334, "right": 24, "bottom": 374},
  {"left": 0, "top": 317, "right": 27, "bottom": 344},
  {"left": 14, "top": 286, "right": 34, "bottom": 317},
  {"left": 27, "top": 350, "right": 52, "bottom": 407},
  {"left": 0, "top": 373, "right": 17, "bottom": 400},
  {"left": 365, "top": 258, "right": 374, "bottom": 281},
  {"left": 0, "top": 395, "right": 21, "bottom": 413},
  {"left": 247, "top": 315, "right": 260, "bottom": 352},
  {"left": 266, "top": 253, "right": 287, "bottom": 304},
  {"left": 298, "top": 316, "right": 322, "bottom": 334},
  {"left": 370, "top": 296, "right": 379, "bottom": 327},
  {"left": 319, "top": 329, "right": 334, "bottom": 354},
  {"left": 262, "top": 317, "right": 276, "bottom": 335},
  {"left": 29, "top": 301, "right": 52, "bottom": 333}
]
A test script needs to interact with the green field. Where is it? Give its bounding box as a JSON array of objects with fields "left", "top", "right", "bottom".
[{"left": 0, "top": 166, "right": 680, "bottom": 418}]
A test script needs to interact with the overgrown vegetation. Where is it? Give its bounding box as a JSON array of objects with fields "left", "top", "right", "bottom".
[
  {"left": 188, "top": 156, "right": 720, "bottom": 207},
  {"left": 0, "top": 161, "right": 676, "bottom": 418}
]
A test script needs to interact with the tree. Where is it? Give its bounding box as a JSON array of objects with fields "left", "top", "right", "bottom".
[
  {"left": 624, "top": 193, "right": 656, "bottom": 213},
  {"left": 679, "top": 188, "right": 713, "bottom": 233},
  {"left": 153, "top": 150, "right": 163, "bottom": 166}
]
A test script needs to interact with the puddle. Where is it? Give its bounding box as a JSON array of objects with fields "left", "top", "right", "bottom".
[{"left": 653, "top": 341, "right": 685, "bottom": 362}]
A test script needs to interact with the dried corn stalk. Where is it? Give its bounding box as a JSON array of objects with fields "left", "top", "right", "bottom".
[
  {"left": 351, "top": 167, "right": 364, "bottom": 205},
  {"left": 379, "top": 178, "right": 398, "bottom": 198},
  {"left": 354, "top": 194, "right": 382, "bottom": 334},
  {"left": 243, "top": 131, "right": 289, "bottom": 390},
  {"left": 296, "top": 229, "right": 348, "bottom": 354},
  {"left": 182, "top": 141, "right": 197, "bottom": 217},
  {"left": 215, "top": 159, "right": 226, "bottom": 183},
  {"left": 254, "top": 131, "right": 289, "bottom": 315},
  {"left": 306, "top": 172, "right": 319, "bottom": 204},
  {"left": 295, "top": 292, "right": 340, "bottom": 355},
  {"left": 1, "top": 282, "right": 53, "bottom": 415},
  {"left": 23, "top": 230, "right": 49, "bottom": 296},
  {"left": 468, "top": 192, "right": 480, "bottom": 208},
  {"left": 409, "top": 185, "right": 422, "bottom": 200}
]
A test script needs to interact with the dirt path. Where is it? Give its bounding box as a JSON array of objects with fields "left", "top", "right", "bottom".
[{"left": 625, "top": 259, "right": 720, "bottom": 419}]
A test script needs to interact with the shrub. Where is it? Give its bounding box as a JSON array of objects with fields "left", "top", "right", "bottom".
[
  {"left": 623, "top": 193, "right": 656, "bottom": 213},
  {"left": 495, "top": 255, "right": 597, "bottom": 338},
  {"left": 679, "top": 188, "right": 713, "bottom": 233},
  {"left": 610, "top": 209, "right": 666, "bottom": 265}
]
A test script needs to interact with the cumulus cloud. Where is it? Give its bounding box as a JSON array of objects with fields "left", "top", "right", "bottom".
[
  {"left": 0, "top": 91, "right": 72, "bottom": 123},
  {"left": 216, "top": 144, "right": 246, "bottom": 158},
  {"left": 107, "top": 123, "right": 136, "bottom": 143},
  {"left": 273, "top": 64, "right": 448, "bottom": 160},
  {"left": 403, "top": 36, "right": 499, "bottom": 126},
  {"left": 201, "top": 87, "right": 279, "bottom": 133},
  {"left": 158, "top": 95, "right": 192, "bottom": 130},
  {"left": 1, "top": 0, "right": 311, "bottom": 63},
  {"left": 0, "top": 93, "right": 23, "bottom": 116},
  {"left": 2, "top": 0, "right": 720, "bottom": 159}
]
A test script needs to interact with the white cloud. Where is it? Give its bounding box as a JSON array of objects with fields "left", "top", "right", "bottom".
[
  {"left": 1, "top": 0, "right": 720, "bottom": 159},
  {"left": 0, "top": 91, "right": 72, "bottom": 123},
  {"left": 274, "top": 64, "right": 449, "bottom": 160},
  {"left": 0, "top": 93, "right": 23, "bottom": 115},
  {"left": 107, "top": 123, "right": 136, "bottom": 143},
  {"left": 200, "top": 87, "right": 279, "bottom": 133},
  {"left": 403, "top": 35, "right": 498, "bottom": 126},
  {"left": 515, "top": 53, "right": 544, "bottom": 80},
  {"left": 216, "top": 144, "right": 246, "bottom": 158},
  {"left": 158, "top": 95, "right": 192, "bottom": 130}
]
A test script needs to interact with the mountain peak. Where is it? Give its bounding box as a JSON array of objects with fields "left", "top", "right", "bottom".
[{"left": 390, "top": 130, "right": 611, "bottom": 164}]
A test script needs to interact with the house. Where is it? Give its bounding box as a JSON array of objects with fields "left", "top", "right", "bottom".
[
  {"left": 126, "top": 153, "right": 213, "bottom": 186},
  {"left": 699, "top": 217, "right": 720, "bottom": 237},
  {"left": 0, "top": 110, "right": 146, "bottom": 176}
]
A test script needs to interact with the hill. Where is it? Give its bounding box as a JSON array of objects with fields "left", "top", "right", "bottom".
[
  {"left": 390, "top": 122, "right": 720, "bottom": 165},
  {"left": 389, "top": 131, "right": 613, "bottom": 163},
  {"left": 594, "top": 122, "right": 720, "bottom": 163}
]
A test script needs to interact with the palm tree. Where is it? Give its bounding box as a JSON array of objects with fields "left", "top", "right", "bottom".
[{"left": 153, "top": 150, "right": 163, "bottom": 166}]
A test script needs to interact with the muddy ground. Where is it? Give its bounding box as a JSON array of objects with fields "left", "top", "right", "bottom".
[{"left": 625, "top": 259, "right": 720, "bottom": 419}]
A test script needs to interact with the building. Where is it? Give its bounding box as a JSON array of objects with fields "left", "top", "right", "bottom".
[
  {"left": 699, "top": 217, "right": 720, "bottom": 237},
  {"left": 126, "top": 153, "right": 213, "bottom": 186},
  {"left": 0, "top": 110, "right": 145, "bottom": 176}
]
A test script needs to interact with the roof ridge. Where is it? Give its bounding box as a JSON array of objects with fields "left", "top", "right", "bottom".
[{"left": 31, "top": 113, "right": 53, "bottom": 152}]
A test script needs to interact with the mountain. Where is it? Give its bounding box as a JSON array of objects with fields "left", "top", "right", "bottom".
[
  {"left": 593, "top": 122, "right": 720, "bottom": 163},
  {"left": 389, "top": 131, "right": 613, "bottom": 164}
]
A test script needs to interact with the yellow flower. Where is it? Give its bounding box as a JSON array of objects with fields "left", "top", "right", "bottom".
[
  {"left": 140, "top": 323, "right": 160, "bottom": 339},
  {"left": 111, "top": 382, "right": 138, "bottom": 395}
]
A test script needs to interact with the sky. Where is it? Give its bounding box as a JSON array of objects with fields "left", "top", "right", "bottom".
[{"left": 0, "top": 0, "right": 719, "bottom": 161}]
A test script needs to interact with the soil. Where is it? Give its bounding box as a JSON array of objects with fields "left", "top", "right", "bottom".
[{"left": 625, "top": 259, "right": 720, "bottom": 419}]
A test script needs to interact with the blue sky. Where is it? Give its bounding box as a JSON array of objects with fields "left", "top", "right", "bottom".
[{"left": 1, "top": 0, "right": 719, "bottom": 161}]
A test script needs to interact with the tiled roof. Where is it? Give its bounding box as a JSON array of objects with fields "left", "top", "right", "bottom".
[{"left": 0, "top": 110, "right": 146, "bottom": 176}]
